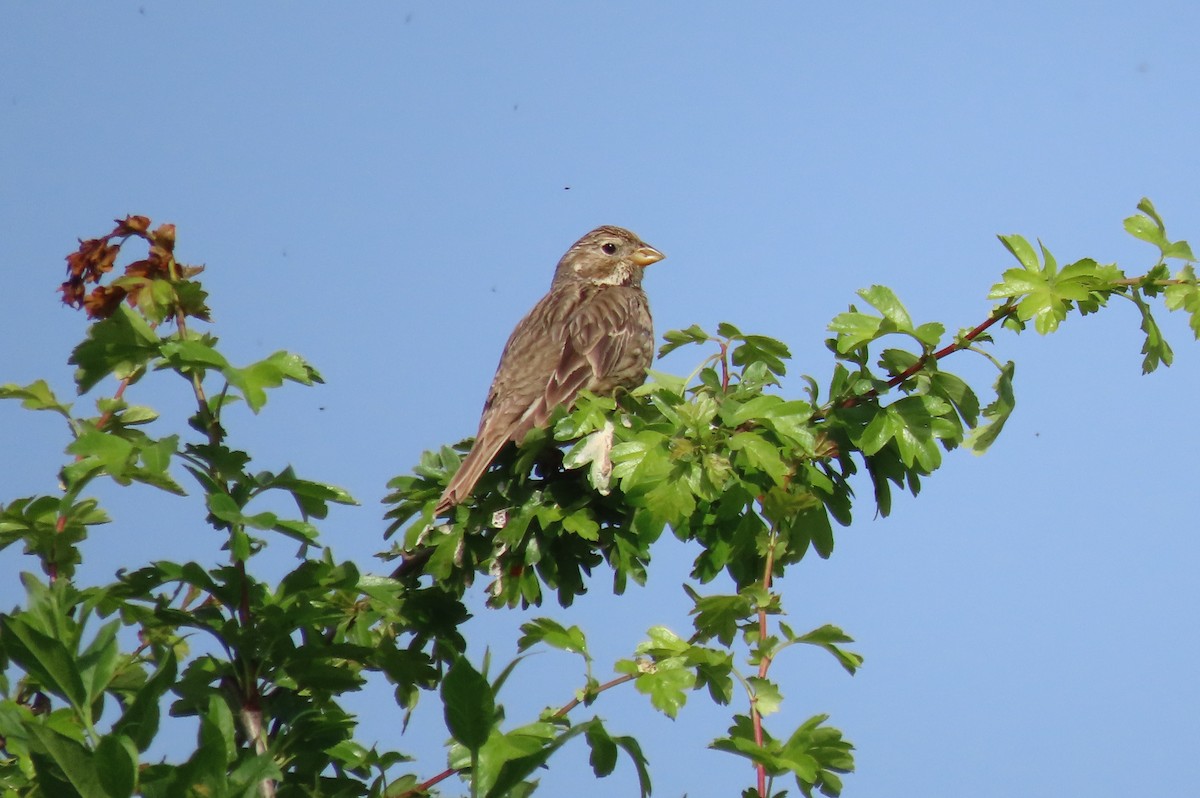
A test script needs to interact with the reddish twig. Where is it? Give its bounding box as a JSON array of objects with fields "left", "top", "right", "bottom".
[{"left": 835, "top": 300, "right": 1018, "bottom": 411}]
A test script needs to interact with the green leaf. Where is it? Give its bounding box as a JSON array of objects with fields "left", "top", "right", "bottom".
[
  {"left": 258, "top": 469, "right": 357, "bottom": 516},
  {"left": 228, "top": 753, "right": 283, "bottom": 792},
  {"left": 517, "top": 618, "right": 589, "bottom": 657},
  {"left": 731, "top": 333, "right": 791, "bottom": 376},
  {"left": 1125, "top": 208, "right": 1169, "bottom": 252},
  {"left": 658, "top": 324, "right": 712, "bottom": 358},
  {"left": 827, "top": 310, "right": 883, "bottom": 354},
  {"left": 190, "top": 695, "right": 237, "bottom": 780},
  {"left": 1163, "top": 264, "right": 1200, "bottom": 339},
  {"left": 585, "top": 722, "right": 618, "bottom": 777},
  {"left": 965, "top": 361, "right": 1016, "bottom": 453},
  {"left": 857, "top": 397, "right": 950, "bottom": 471},
  {"left": 26, "top": 725, "right": 107, "bottom": 798},
  {"left": 912, "top": 321, "right": 945, "bottom": 348},
  {"left": 69, "top": 305, "right": 161, "bottom": 394},
  {"left": 223, "top": 351, "right": 322, "bottom": 413},
  {"left": 857, "top": 285, "right": 913, "bottom": 331},
  {"left": 67, "top": 432, "right": 135, "bottom": 481},
  {"left": 0, "top": 615, "right": 89, "bottom": 713},
  {"left": 611, "top": 734, "right": 652, "bottom": 797},
  {"left": 791, "top": 624, "right": 864, "bottom": 675},
  {"left": 748, "top": 676, "right": 783, "bottom": 716},
  {"left": 442, "top": 655, "right": 495, "bottom": 752},
  {"left": 728, "top": 432, "right": 790, "bottom": 484},
  {"left": 95, "top": 734, "right": 138, "bottom": 798},
  {"left": 0, "top": 380, "right": 72, "bottom": 416},
  {"left": 782, "top": 714, "right": 855, "bottom": 798},
  {"left": 633, "top": 659, "right": 695, "bottom": 718},
  {"left": 710, "top": 715, "right": 818, "bottom": 781},
  {"left": 1132, "top": 289, "right": 1174, "bottom": 373},
  {"left": 688, "top": 589, "right": 753, "bottom": 646},
  {"left": 79, "top": 619, "right": 120, "bottom": 706},
  {"left": 637, "top": 625, "right": 690, "bottom": 658},
  {"left": 929, "top": 371, "right": 979, "bottom": 428},
  {"left": 112, "top": 650, "right": 176, "bottom": 751},
  {"left": 157, "top": 338, "right": 230, "bottom": 372},
  {"left": 998, "top": 233, "right": 1040, "bottom": 272}
]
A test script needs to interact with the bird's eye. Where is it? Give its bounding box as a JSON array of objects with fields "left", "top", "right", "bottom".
[{"left": 601, "top": 242, "right": 618, "bottom": 255}]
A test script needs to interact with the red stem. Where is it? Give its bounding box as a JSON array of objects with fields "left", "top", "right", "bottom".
[{"left": 838, "top": 301, "right": 1017, "bottom": 409}]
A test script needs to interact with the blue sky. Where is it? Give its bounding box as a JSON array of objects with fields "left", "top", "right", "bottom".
[{"left": 2, "top": 3, "right": 1199, "bottom": 796}]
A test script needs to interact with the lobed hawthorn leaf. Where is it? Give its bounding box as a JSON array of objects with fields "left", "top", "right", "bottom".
[
  {"left": 784, "top": 714, "right": 855, "bottom": 798},
  {"left": 97, "top": 401, "right": 159, "bottom": 426},
  {"left": 482, "top": 722, "right": 596, "bottom": 798},
  {"left": 518, "top": 618, "right": 589, "bottom": 657},
  {"left": 827, "top": 309, "right": 884, "bottom": 354},
  {"left": 1136, "top": 196, "right": 1165, "bottom": 230},
  {"left": 1164, "top": 264, "right": 1200, "bottom": 338},
  {"left": 858, "top": 285, "right": 913, "bottom": 331},
  {"left": 711, "top": 714, "right": 819, "bottom": 781},
  {"left": 1038, "top": 239, "right": 1058, "bottom": 275},
  {"left": 657, "top": 323, "right": 712, "bottom": 358},
  {"left": 686, "top": 587, "right": 753, "bottom": 646},
  {"left": 989, "top": 255, "right": 1105, "bottom": 335},
  {"left": 913, "top": 320, "right": 945, "bottom": 347},
  {"left": 965, "top": 360, "right": 1016, "bottom": 453},
  {"left": 1165, "top": 239, "right": 1196, "bottom": 261},
  {"left": 256, "top": 467, "right": 357, "bottom": 516},
  {"left": 630, "top": 657, "right": 694, "bottom": 719},
  {"left": 69, "top": 305, "right": 160, "bottom": 394},
  {"left": 791, "top": 624, "right": 864, "bottom": 676},
  {"left": 998, "top": 233, "right": 1041, "bottom": 272},
  {"left": 1125, "top": 209, "right": 1169, "bottom": 252},
  {"left": 731, "top": 334, "right": 790, "bottom": 377},
  {"left": 223, "top": 350, "right": 322, "bottom": 414},
  {"left": 748, "top": 675, "right": 783, "bottom": 717},
  {"left": 728, "top": 432, "right": 789, "bottom": 484},
  {"left": 0, "top": 380, "right": 72, "bottom": 416},
  {"left": 686, "top": 644, "right": 735, "bottom": 706},
  {"left": 1132, "top": 289, "right": 1173, "bottom": 373},
  {"left": 930, "top": 371, "right": 980, "bottom": 428},
  {"left": 67, "top": 431, "right": 135, "bottom": 480},
  {"left": 585, "top": 722, "right": 618, "bottom": 778},
  {"left": 858, "top": 396, "right": 955, "bottom": 471}
]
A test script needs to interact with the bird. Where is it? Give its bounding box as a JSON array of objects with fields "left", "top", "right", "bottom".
[{"left": 435, "top": 225, "right": 664, "bottom": 515}]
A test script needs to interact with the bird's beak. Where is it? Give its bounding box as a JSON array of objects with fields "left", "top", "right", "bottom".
[{"left": 631, "top": 245, "right": 665, "bottom": 268}]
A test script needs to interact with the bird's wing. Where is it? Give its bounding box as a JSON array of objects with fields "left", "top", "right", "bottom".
[
  {"left": 547, "top": 285, "right": 648, "bottom": 407},
  {"left": 436, "top": 284, "right": 648, "bottom": 513}
]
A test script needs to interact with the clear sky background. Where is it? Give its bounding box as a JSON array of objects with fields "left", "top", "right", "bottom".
[{"left": 2, "top": 3, "right": 1198, "bottom": 796}]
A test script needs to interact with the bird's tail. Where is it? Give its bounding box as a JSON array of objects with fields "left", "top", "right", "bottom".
[{"left": 434, "top": 432, "right": 509, "bottom": 515}]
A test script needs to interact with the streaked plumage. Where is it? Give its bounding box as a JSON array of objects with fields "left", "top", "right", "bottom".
[{"left": 436, "top": 225, "right": 663, "bottom": 514}]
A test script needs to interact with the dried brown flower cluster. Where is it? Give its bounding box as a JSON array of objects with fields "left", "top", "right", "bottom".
[{"left": 60, "top": 215, "right": 205, "bottom": 320}]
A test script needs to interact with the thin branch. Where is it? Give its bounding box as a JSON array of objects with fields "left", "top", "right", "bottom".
[
  {"left": 828, "top": 300, "right": 1018, "bottom": 414},
  {"left": 399, "top": 673, "right": 637, "bottom": 797}
]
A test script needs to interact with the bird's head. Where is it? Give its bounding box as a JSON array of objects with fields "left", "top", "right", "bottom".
[{"left": 553, "top": 226, "right": 664, "bottom": 288}]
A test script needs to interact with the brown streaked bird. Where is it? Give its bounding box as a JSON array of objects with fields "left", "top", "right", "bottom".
[{"left": 435, "top": 225, "right": 664, "bottom": 514}]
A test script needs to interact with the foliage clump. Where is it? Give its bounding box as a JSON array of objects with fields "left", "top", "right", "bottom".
[{"left": 0, "top": 201, "right": 1195, "bottom": 796}]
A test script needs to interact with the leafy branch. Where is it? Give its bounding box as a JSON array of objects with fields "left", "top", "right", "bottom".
[{"left": 0, "top": 200, "right": 1195, "bottom": 797}]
